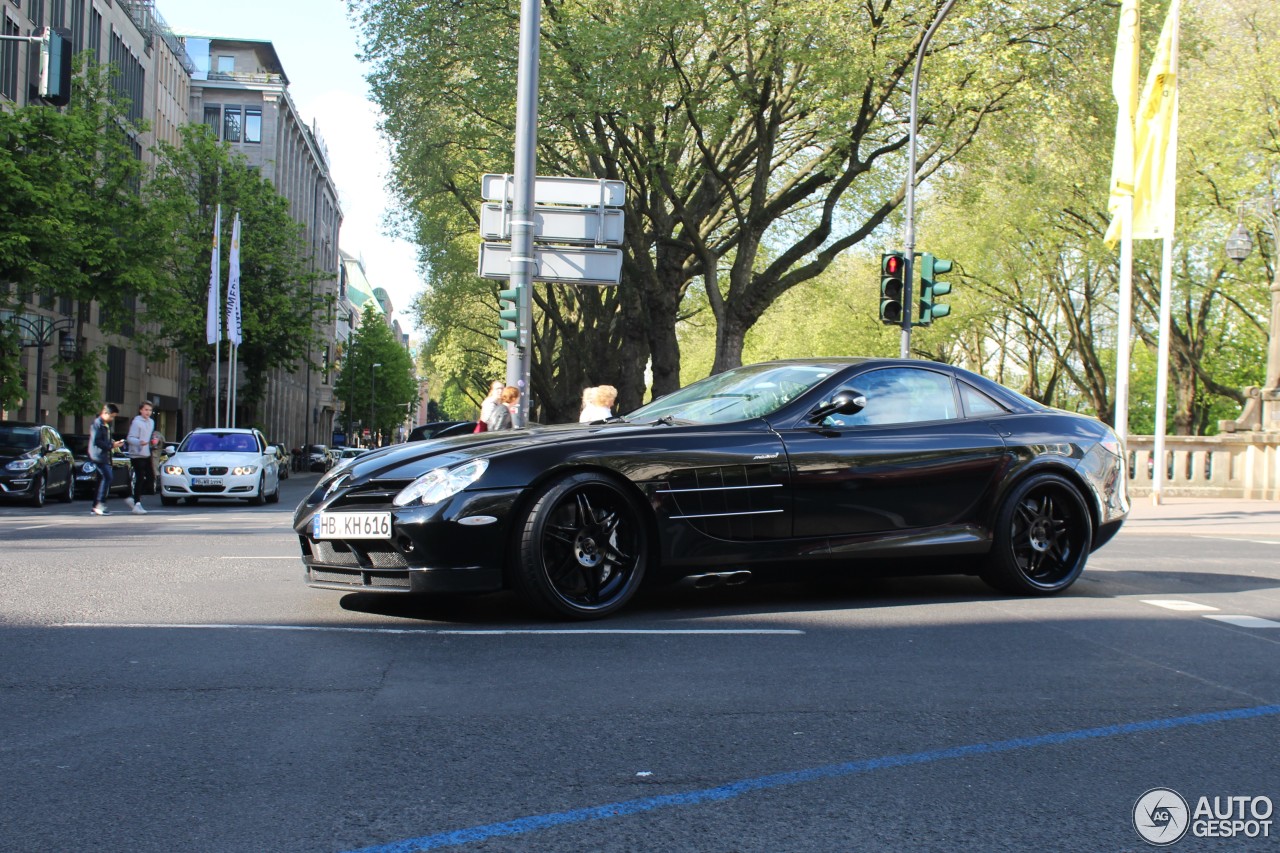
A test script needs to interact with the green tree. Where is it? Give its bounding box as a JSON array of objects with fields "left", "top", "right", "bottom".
[
  {"left": 338, "top": 304, "right": 417, "bottom": 444},
  {"left": 142, "top": 125, "right": 326, "bottom": 427},
  {"left": 0, "top": 59, "right": 159, "bottom": 413},
  {"left": 350, "top": 0, "right": 1112, "bottom": 418}
]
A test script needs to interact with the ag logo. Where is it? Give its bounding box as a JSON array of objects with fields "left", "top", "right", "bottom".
[{"left": 1134, "top": 788, "right": 1190, "bottom": 846}]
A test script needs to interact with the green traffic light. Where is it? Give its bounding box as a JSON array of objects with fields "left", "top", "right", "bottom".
[{"left": 917, "top": 253, "right": 953, "bottom": 325}]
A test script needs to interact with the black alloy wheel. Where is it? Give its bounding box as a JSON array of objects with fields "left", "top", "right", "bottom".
[
  {"left": 124, "top": 467, "right": 136, "bottom": 498},
  {"left": 514, "top": 472, "right": 649, "bottom": 619},
  {"left": 28, "top": 474, "right": 46, "bottom": 508},
  {"left": 982, "top": 473, "right": 1092, "bottom": 595}
]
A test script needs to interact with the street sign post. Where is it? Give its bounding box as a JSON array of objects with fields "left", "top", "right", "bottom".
[
  {"left": 480, "top": 203, "right": 624, "bottom": 246},
  {"left": 478, "top": 243, "right": 624, "bottom": 286},
  {"left": 481, "top": 174, "right": 626, "bottom": 207}
]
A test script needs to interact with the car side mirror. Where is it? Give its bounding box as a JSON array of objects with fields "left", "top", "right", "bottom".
[
  {"left": 164, "top": 445, "right": 177, "bottom": 455},
  {"left": 44, "top": 442, "right": 56, "bottom": 454},
  {"left": 265, "top": 445, "right": 277, "bottom": 457},
  {"left": 807, "top": 389, "right": 867, "bottom": 424}
]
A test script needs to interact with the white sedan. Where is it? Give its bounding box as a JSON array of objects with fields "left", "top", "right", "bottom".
[{"left": 159, "top": 428, "right": 281, "bottom": 506}]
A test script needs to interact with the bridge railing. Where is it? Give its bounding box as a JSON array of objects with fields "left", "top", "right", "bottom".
[{"left": 1125, "top": 434, "right": 1280, "bottom": 500}]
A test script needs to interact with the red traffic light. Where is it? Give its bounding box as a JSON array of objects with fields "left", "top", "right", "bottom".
[{"left": 883, "top": 254, "right": 904, "bottom": 276}]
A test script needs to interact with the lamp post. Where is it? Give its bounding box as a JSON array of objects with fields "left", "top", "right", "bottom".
[
  {"left": 369, "top": 362, "right": 382, "bottom": 447},
  {"left": 1, "top": 312, "right": 77, "bottom": 421},
  {"left": 1224, "top": 199, "right": 1280, "bottom": 431}
]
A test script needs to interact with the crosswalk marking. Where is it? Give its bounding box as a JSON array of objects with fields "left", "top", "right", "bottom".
[
  {"left": 1141, "top": 599, "right": 1219, "bottom": 612},
  {"left": 1203, "top": 615, "right": 1280, "bottom": 629}
]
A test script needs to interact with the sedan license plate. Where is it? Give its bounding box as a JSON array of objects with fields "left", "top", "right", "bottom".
[
  {"left": 313, "top": 511, "right": 391, "bottom": 540},
  {"left": 193, "top": 477, "right": 223, "bottom": 487}
]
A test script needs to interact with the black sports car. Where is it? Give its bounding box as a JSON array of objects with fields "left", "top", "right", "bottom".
[{"left": 294, "top": 358, "right": 1129, "bottom": 620}]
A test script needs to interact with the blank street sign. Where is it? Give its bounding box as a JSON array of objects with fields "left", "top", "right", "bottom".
[
  {"left": 480, "top": 203, "right": 624, "bottom": 246},
  {"left": 481, "top": 174, "right": 626, "bottom": 207},
  {"left": 478, "top": 242, "right": 623, "bottom": 286}
]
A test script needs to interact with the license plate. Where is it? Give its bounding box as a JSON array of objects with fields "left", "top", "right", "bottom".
[
  {"left": 193, "top": 477, "right": 223, "bottom": 487},
  {"left": 313, "top": 511, "right": 392, "bottom": 540}
]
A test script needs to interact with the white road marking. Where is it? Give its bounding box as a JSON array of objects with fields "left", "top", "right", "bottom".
[
  {"left": 1203, "top": 615, "right": 1280, "bottom": 629},
  {"left": 218, "top": 556, "right": 298, "bottom": 560},
  {"left": 15, "top": 524, "right": 56, "bottom": 530},
  {"left": 1141, "top": 599, "right": 1220, "bottom": 612},
  {"left": 1192, "top": 536, "right": 1280, "bottom": 545},
  {"left": 60, "top": 622, "right": 804, "bottom": 635}
]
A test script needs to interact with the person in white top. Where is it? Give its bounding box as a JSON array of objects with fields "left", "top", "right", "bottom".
[
  {"left": 579, "top": 384, "right": 617, "bottom": 423},
  {"left": 477, "top": 380, "right": 504, "bottom": 432},
  {"left": 124, "top": 400, "right": 155, "bottom": 514}
]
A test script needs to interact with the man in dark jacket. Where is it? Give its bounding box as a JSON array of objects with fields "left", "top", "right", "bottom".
[{"left": 89, "top": 403, "right": 122, "bottom": 516}]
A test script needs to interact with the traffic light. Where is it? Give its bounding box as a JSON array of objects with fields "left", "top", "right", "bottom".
[
  {"left": 497, "top": 284, "right": 521, "bottom": 343},
  {"left": 917, "top": 253, "right": 953, "bottom": 325},
  {"left": 879, "top": 252, "right": 907, "bottom": 325},
  {"left": 37, "top": 28, "right": 72, "bottom": 107}
]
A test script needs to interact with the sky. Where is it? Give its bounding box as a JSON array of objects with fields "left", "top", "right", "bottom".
[{"left": 156, "top": 0, "right": 422, "bottom": 332}]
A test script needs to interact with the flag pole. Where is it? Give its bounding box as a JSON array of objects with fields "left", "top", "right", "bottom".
[
  {"left": 1115, "top": 198, "right": 1133, "bottom": 447},
  {"left": 208, "top": 204, "right": 222, "bottom": 429},
  {"left": 1151, "top": 235, "right": 1174, "bottom": 504}
]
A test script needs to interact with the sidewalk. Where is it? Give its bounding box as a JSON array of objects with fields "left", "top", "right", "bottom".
[{"left": 1123, "top": 496, "right": 1280, "bottom": 537}]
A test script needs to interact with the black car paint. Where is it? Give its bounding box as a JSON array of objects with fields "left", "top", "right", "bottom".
[
  {"left": 62, "top": 434, "right": 135, "bottom": 499},
  {"left": 0, "top": 422, "right": 74, "bottom": 505},
  {"left": 294, "top": 359, "right": 1128, "bottom": 609}
]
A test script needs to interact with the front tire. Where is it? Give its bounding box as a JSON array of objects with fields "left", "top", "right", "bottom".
[
  {"left": 28, "top": 474, "right": 46, "bottom": 508},
  {"left": 513, "top": 472, "right": 649, "bottom": 620},
  {"left": 249, "top": 474, "right": 267, "bottom": 506},
  {"left": 982, "top": 473, "right": 1092, "bottom": 595}
]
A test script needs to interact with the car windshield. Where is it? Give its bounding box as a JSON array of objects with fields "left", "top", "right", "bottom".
[
  {"left": 0, "top": 425, "right": 40, "bottom": 454},
  {"left": 628, "top": 363, "right": 839, "bottom": 425},
  {"left": 180, "top": 432, "right": 260, "bottom": 453}
]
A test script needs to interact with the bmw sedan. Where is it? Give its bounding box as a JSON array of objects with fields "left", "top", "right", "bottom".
[
  {"left": 159, "top": 428, "right": 281, "bottom": 506},
  {"left": 294, "top": 358, "right": 1129, "bottom": 620}
]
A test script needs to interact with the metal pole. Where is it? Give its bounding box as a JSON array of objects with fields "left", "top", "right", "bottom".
[
  {"left": 1264, "top": 207, "right": 1280, "bottom": 430},
  {"left": 507, "top": 0, "right": 540, "bottom": 426},
  {"left": 902, "top": 0, "right": 961, "bottom": 359},
  {"left": 33, "top": 325, "right": 45, "bottom": 421},
  {"left": 1115, "top": 196, "right": 1134, "bottom": 445},
  {"left": 370, "top": 363, "right": 381, "bottom": 446}
]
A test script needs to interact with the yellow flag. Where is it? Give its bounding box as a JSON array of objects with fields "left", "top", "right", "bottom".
[
  {"left": 1103, "top": 0, "right": 1141, "bottom": 248},
  {"left": 1131, "top": 0, "right": 1180, "bottom": 240}
]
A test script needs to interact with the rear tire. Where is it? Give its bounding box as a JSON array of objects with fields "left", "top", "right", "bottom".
[
  {"left": 981, "top": 473, "right": 1092, "bottom": 595},
  {"left": 512, "top": 472, "right": 649, "bottom": 620},
  {"left": 57, "top": 474, "right": 73, "bottom": 502}
]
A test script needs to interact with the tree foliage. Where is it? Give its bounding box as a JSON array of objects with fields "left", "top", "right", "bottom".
[
  {"left": 337, "top": 305, "right": 418, "bottom": 443},
  {"left": 143, "top": 125, "right": 326, "bottom": 427},
  {"left": 349, "top": 0, "right": 1112, "bottom": 420}
]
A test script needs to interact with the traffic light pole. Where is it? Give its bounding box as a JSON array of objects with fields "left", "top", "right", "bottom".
[
  {"left": 505, "top": 0, "right": 540, "bottom": 426},
  {"left": 901, "top": 0, "right": 960, "bottom": 359}
]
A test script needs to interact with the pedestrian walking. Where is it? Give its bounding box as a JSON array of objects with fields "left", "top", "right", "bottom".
[
  {"left": 89, "top": 404, "right": 123, "bottom": 516},
  {"left": 579, "top": 384, "right": 617, "bottom": 423},
  {"left": 485, "top": 386, "right": 521, "bottom": 431},
  {"left": 475, "top": 379, "right": 504, "bottom": 433},
  {"left": 124, "top": 400, "right": 155, "bottom": 514}
]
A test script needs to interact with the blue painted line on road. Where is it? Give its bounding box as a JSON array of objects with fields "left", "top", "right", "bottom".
[{"left": 346, "top": 703, "right": 1280, "bottom": 853}]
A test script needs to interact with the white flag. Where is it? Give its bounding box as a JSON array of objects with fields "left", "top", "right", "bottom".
[
  {"left": 226, "top": 212, "right": 243, "bottom": 346},
  {"left": 206, "top": 204, "right": 221, "bottom": 345}
]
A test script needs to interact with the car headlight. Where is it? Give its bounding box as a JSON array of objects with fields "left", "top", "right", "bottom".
[
  {"left": 81, "top": 462, "right": 96, "bottom": 473},
  {"left": 232, "top": 465, "right": 259, "bottom": 476},
  {"left": 6, "top": 457, "right": 38, "bottom": 471},
  {"left": 163, "top": 464, "right": 184, "bottom": 476},
  {"left": 393, "top": 459, "right": 488, "bottom": 508}
]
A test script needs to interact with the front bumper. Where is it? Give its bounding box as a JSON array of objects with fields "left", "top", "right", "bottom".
[
  {"left": 294, "top": 484, "right": 522, "bottom": 595},
  {"left": 160, "top": 473, "right": 259, "bottom": 498},
  {"left": 0, "top": 474, "right": 37, "bottom": 497}
]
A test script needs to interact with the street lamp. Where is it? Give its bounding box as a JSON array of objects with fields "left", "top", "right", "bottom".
[
  {"left": 369, "top": 362, "right": 382, "bottom": 447},
  {"left": 1223, "top": 199, "right": 1280, "bottom": 431},
  {"left": 0, "top": 311, "right": 77, "bottom": 421}
]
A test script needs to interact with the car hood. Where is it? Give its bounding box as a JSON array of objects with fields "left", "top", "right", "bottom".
[
  {"left": 169, "top": 452, "right": 261, "bottom": 466},
  {"left": 332, "top": 421, "right": 668, "bottom": 486}
]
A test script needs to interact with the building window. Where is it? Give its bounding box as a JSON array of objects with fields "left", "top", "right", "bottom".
[
  {"left": 30, "top": 0, "right": 45, "bottom": 28},
  {"left": 203, "top": 105, "right": 221, "bottom": 138},
  {"left": 70, "top": 0, "right": 84, "bottom": 54},
  {"left": 49, "top": 0, "right": 64, "bottom": 28},
  {"left": 105, "top": 346, "right": 125, "bottom": 404},
  {"left": 217, "top": 55, "right": 234, "bottom": 74},
  {"left": 244, "top": 107, "right": 262, "bottom": 143},
  {"left": 1, "top": 16, "right": 19, "bottom": 102},
  {"left": 87, "top": 6, "right": 101, "bottom": 58},
  {"left": 223, "top": 106, "right": 242, "bottom": 143}
]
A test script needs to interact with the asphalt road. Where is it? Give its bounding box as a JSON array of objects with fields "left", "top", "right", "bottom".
[{"left": 1, "top": 477, "right": 1277, "bottom": 852}]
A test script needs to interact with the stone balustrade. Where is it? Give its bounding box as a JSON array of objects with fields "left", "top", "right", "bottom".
[{"left": 1125, "top": 433, "right": 1280, "bottom": 500}]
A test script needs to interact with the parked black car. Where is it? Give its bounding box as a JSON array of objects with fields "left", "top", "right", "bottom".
[
  {"left": 306, "top": 444, "right": 333, "bottom": 472},
  {"left": 62, "top": 433, "right": 136, "bottom": 500},
  {"left": 0, "top": 421, "right": 74, "bottom": 507},
  {"left": 296, "top": 358, "right": 1130, "bottom": 620}
]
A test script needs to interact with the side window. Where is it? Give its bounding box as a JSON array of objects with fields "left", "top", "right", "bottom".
[
  {"left": 825, "top": 368, "right": 958, "bottom": 427},
  {"left": 959, "top": 382, "right": 1010, "bottom": 418}
]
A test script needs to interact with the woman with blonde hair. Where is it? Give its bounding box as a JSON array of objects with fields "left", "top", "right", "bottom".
[{"left": 579, "top": 384, "right": 617, "bottom": 423}]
